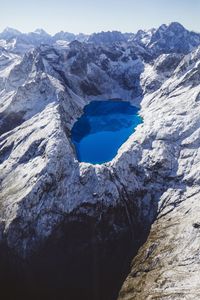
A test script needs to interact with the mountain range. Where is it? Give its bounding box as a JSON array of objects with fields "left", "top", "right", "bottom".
[
  {"left": 0, "top": 22, "right": 200, "bottom": 300},
  {"left": 1, "top": 22, "right": 200, "bottom": 55}
]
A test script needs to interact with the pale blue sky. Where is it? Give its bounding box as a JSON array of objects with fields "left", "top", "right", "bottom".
[{"left": 1, "top": 0, "right": 199, "bottom": 34}]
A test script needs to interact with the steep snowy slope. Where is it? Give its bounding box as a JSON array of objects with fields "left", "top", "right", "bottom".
[{"left": 118, "top": 46, "right": 200, "bottom": 300}]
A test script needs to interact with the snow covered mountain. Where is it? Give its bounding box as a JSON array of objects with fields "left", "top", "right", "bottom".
[
  {"left": 0, "top": 27, "right": 89, "bottom": 53},
  {"left": 147, "top": 22, "right": 200, "bottom": 55},
  {"left": 1, "top": 21, "right": 200, "bottom": 55},
  {"left": 88, "top": 31, "right": 127, "bottom": 44},
  {"left": 0, "top": 22, "right": 200, "bottom": 300}
]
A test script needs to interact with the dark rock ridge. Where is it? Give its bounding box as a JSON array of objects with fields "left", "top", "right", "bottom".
[{"left": 0, "top": 22, "right": 200, "bottom": 299}]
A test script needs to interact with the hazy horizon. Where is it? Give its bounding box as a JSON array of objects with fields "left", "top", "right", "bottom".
[
  {"left": 1, "top": 21, "right": 200, "bottom": 36},
  {"left": 1, "top": 0, "right": 199, "bottom": 35}
]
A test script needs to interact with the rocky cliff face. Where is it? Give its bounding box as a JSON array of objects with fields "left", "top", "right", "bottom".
[
  {"left": 118, "top": 46, "right": 200, "bottom": 300},
  {"left": 0, "top": 22, "right": 200, "bottom": 300}
]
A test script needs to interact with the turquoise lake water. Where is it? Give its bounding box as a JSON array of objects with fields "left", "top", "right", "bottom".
[{"left": 71, "top": 101, "right": 142, "bottom": 164}]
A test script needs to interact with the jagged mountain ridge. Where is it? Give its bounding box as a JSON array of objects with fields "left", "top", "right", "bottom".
[
  {"left": 0, "top": 22, "right": 200, "bottom": 300},
  {"left": 1, "top": 22, "right": 200, "bottom": 55}
]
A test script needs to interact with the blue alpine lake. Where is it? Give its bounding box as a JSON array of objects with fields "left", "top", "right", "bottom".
[{"left": 71, "top": 101, "right": 142, "bottom": 164}]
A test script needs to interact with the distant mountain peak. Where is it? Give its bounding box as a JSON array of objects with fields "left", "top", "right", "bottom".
[
  {"left": 88, "top": 30, "right": 127, "bottom": 44},
  {"left": 33, "top": 28, "right": 50, "bottom": 36},
  {"left": 167, "top": 22, "right": 185, "bottom": 30},
  {"left": 147, "top": 21, "right": 200, "bottom": 55},
  {"left": 0, "top": 27, "right": 22, "bottom": 40},
  {"left": 2, "top": 27, "right": 21, "bottom": 34}
]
